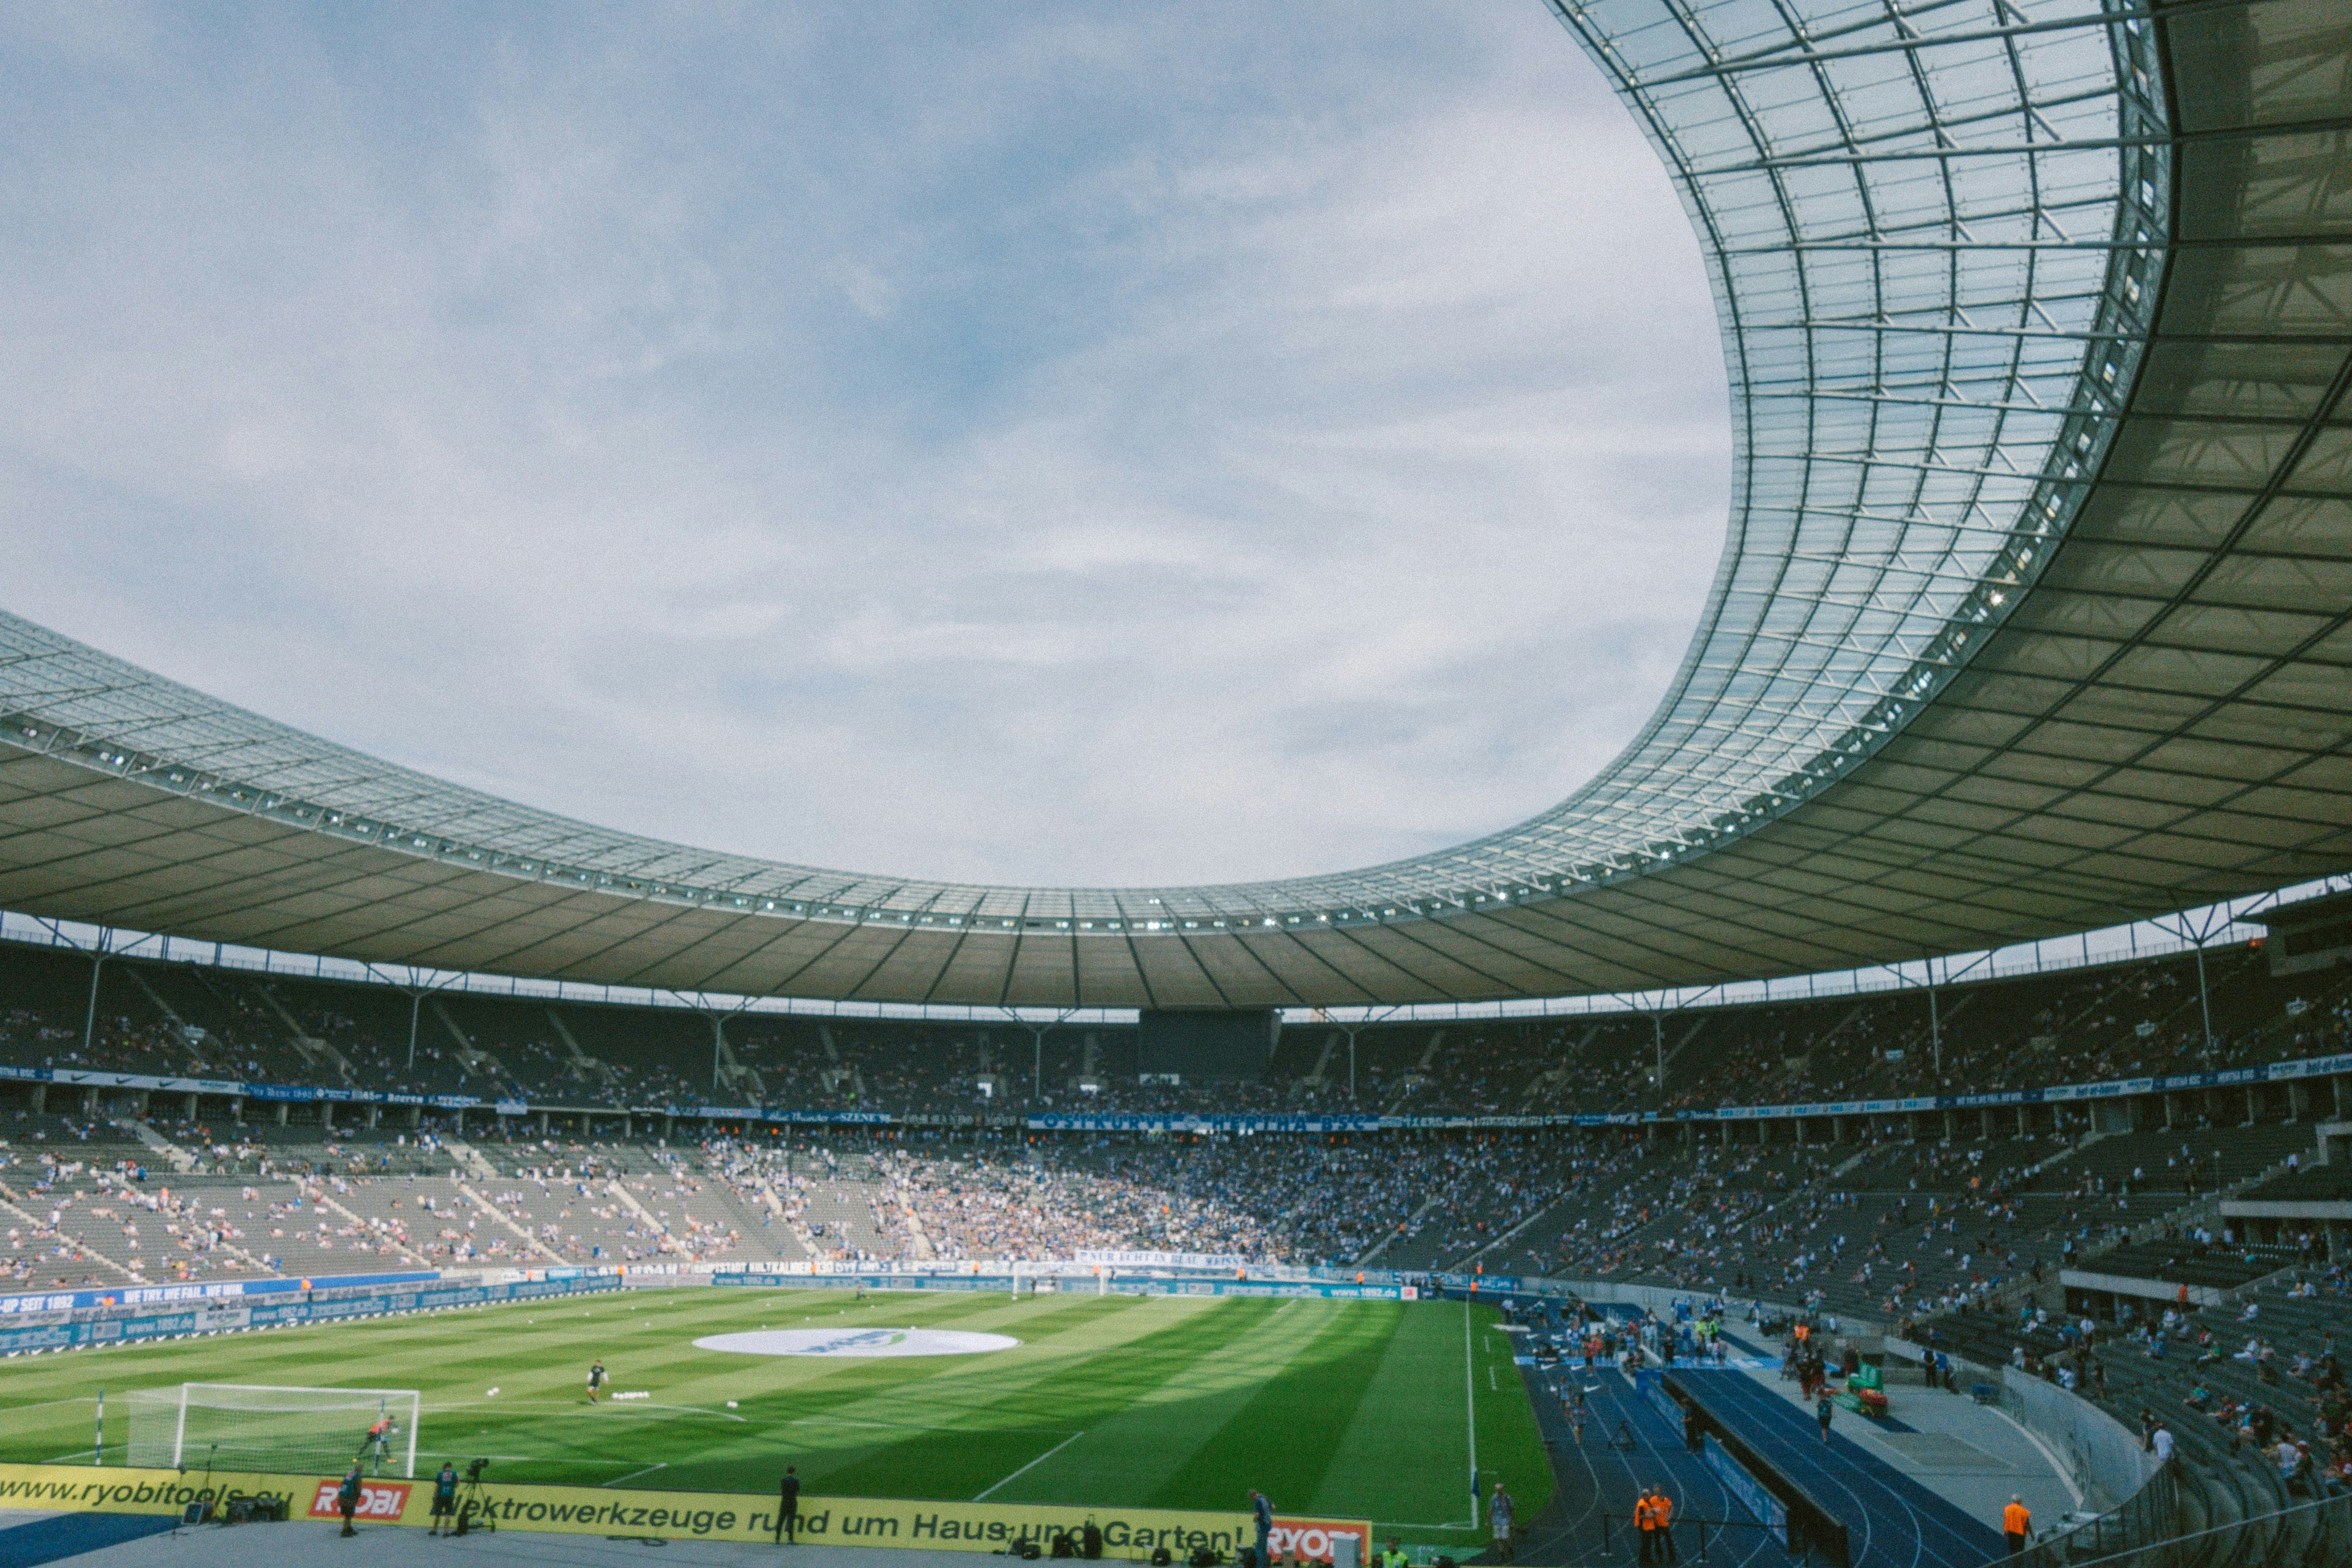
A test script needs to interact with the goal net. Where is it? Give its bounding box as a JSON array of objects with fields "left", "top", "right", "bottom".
[{"left": 126, "top": 1384, "right": 420, "bottom": 1478}]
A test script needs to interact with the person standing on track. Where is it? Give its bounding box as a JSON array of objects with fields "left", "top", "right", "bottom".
[
  {"left": 336, "top": 1462, "right": 363, "bottom": 1538},
  {"left": 775, "top": 1465, "right": 800, "bottom": 1544},
  {"left": 429, "top": 1461, "right": 458, "bottom": 1536},
  {"left": 2003, "top": 1495, "right": 2032, "bottom": 1555},
  {"left": 1816, "top": 1390, "right": 1834, "bottom": 1443},
  {"left": 1651, "top": 1489, "right": 1678, "bottom": 1565},
  {"left": 1249, "top": 1490, "right": 1273, "bottom": 1568}
]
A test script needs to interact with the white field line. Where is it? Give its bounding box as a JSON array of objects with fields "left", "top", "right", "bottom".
[
  {"left": 1464, "top": 1301, "right": 1479, "bottom": 1527},
  {"left": 414, "top": 1453, "right": 641, "bottom": 1466},
  {"left": 427, "top": 1398, "right": 745, "bottom": 1423},
  {"left": 973, "top": 1430, "right": 1086, "bottom": 1501},
  {"left": 785, "top": 1413, "right": 1070, "bottom": 1437},
  {"left": 603, "top": 1461, "right": 669, "bottom": 1489}
]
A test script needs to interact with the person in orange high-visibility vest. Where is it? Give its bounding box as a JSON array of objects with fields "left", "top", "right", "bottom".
[
  {"left": 1650, "top": 1491, "right": 1678, "bottom": 1564},
  {"left": 2003, "top": 1495, "right": 2032, "bottom": 1555},
  {"left": 1637, "top": 1495, "right": 1674, "bottom": 1561}
]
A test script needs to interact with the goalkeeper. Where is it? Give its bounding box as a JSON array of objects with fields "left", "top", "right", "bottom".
[
  {"left": 586, "top": 1360, "right": 608, "bottom": 1404},
  {"left": 361, "top": 1413, "right": 396, "bottom": 1474}
]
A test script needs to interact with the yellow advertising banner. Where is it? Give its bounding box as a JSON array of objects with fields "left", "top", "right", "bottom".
[{"left": 0, "top": 1462, "right": 1362, "bottom": 1558}]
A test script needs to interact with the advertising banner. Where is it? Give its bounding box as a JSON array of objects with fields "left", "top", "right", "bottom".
[
  {"left": 1272, "top": 1517, "right": 1373, "bottom": 1563},
  {"left": 0, "top": 1270, "right": 442, "bottom": 1318},
  {"left": 0, "top": 1463, "right": 1318, "bottom": 1556},
  {"left": 1700, "top": 1434, "right": 1787, "bottom": 1547},
  {"left": 14, "top": 1040, "right": 2347, "bottom": 1141},
  {"left": 0, "top": 1272, "right": 621, "bottom": 1354},
  {"left": 307, "top": 1477, "right": 412, "bottom": 1520},
  {"left": 1636, "top": 1369, "right": 1682, "bottom": 1431}
]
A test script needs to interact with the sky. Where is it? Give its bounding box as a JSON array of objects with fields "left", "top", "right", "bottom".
[{"left": 0, "top": 1, "right": 1729, "bottom": 890}]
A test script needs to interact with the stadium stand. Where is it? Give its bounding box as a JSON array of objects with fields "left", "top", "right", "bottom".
[
  {"left": 5, "top": 928, "right": 2350, "bottom": 1539},
  {"left": 9, "top": 936, "right": 2349, "bottom": 1124}
]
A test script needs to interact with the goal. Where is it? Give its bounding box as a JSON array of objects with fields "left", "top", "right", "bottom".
[{"left": 126, "top": 1384, "right": 421, "bottom": 1478}]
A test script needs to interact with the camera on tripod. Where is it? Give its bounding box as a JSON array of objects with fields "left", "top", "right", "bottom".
[{"left": 453, "top": 1458, "right": 496, "bottom": 1537}]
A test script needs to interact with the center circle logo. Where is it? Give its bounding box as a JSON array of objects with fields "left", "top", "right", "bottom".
[{"left": 694, "top": 1328, "right": 1020, "bottom": 1358}]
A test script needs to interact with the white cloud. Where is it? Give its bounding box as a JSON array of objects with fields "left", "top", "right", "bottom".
[{"left": 0, "top": 1, "right": 1727, "bottom": 888}]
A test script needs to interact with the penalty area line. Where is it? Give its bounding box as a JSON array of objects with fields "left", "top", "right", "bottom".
[
  {"left": 603, "top": 1462, "right": 670, "bottom": 1488},
  {"left": 972, "top": 1430, "right": 1085, "bottom": 1501}
]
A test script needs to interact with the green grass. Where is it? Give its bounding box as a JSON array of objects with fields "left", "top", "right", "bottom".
[{"left": 0, "top": 1288, "right": 1549, "bottom": 1546}]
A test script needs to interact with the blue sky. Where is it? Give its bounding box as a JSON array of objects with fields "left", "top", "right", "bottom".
[{"left": 1, "top": 2, "right": 1728, "bottom": 887}]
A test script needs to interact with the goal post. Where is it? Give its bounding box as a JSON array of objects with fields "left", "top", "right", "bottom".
[{"left": 127, "top": 1384, "right": 421, "bottom": 1478}]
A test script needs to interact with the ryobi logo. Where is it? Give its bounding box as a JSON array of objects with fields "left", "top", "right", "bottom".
[
  {"left": 1272, "top": 1518, "right": 1372, "bottom": 1563},
  {"left": 309, "top": 1479, "right": 411, "bottom": 1520},
  {"left": 694, "top": 1328, "right": 1020, "bottom": 1358}
]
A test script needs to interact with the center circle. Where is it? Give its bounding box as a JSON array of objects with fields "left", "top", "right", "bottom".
[{"left": 694, "top": 1327, "right": 1020, "bottom": 1358}]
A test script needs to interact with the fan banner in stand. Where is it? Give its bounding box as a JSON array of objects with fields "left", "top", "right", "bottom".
[{"left": 0, "top": 1463, "right": 1367, "bottom": 1557}]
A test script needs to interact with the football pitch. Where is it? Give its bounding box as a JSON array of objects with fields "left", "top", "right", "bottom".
[{"left": 0, "top": 1289, "right": 1549, "bottom": 1544}]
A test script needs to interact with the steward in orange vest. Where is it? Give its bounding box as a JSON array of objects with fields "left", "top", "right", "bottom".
[{"left": 2003, "top": 1496, "right": 2032, "bottom": 1555}]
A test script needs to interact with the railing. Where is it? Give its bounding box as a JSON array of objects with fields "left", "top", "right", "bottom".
[
  {"left": 2013, "top": 1490, "right": 2349, "bottom": 1568},
  {"left": 2014, "top": 1459, "right": 2178, "bottom": 1567}
]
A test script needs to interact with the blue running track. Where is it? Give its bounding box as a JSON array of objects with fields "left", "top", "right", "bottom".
[
  {"left": 1509, "top": 1359, "right": 1783, "bottom": 1568},
  {"left": 1673, "top": 1369, "right": 2005, "bottom": 1568}
]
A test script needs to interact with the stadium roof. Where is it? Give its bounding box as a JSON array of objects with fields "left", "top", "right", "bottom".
[{"left": 3, "top": 0, "right": 2348, "bottom": 1009}]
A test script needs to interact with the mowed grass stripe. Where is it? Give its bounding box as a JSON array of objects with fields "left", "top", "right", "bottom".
[
  {"left": 988, "top": 1299, "right": 1384, "bottom": 1509},
  {"left": 667, "top": 1295, "right": 1177, "bottom": 1440},
  {"left": 0, "top": 1292, "right": 1215, "bottom": 1479},
  {"left": 1286, "top": 1302, "right": 1553, "bottom": 1540},
  {"left": 431, "top": 1293, "right": 1206, "bottom": 1492},
  {"left": 1145, "top": 1300, "right": 1401, "bottom": 1512},
  {"left": 1469, "top": 1315, "right": 1549, "bottom": 1523},
  {"left": 616, "top": 1296, "right": 1202, "bottom": 1495},
  {"left": 807, "top": 1297, "right": 1297, "bottom": 1500},
  {"left": 422, "top": 1294, "right": 1168, "bottom": 1488},
  {"left": 1308, "top": 1297, "right": 1476, "bottom": 1528}
]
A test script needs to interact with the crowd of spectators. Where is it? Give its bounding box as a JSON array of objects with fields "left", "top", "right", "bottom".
[{"left": 4, "top": 938, "right": 2345, "bottom": 1129}]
